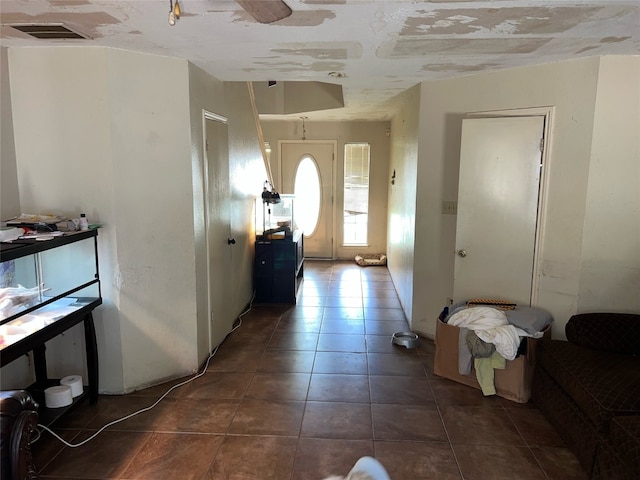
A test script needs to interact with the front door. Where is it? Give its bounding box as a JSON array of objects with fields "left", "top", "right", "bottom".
[
  {"left": 453, "top": 116, "right": 545, "bottom": 306},
  {"left": 280, "top": 142, "right": 335, "bottom": 258}
]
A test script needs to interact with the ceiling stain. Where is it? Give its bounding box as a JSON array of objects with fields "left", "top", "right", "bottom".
[
  {"left": 235, "top": 9, "right": 335, "bottom": 27},
  {"left": 244, "top": 63, "right": 311, "bottom": 74},
  {"left": 600, "top": 36, "right": 631, "bottom": 43},
  {"left": 382, "top": 38, "right": 552, "bottom": 58},
  {"left": 272, "top": 41, "right": 362, "bottom": 60},
  {"left": 401, "top": 7, "right": 610, "bottom": 36},
  {"left": 245, "top": 60, "right": 301, "bottom": 68},
  {"left": 309, "top": 61, "right": 345, "bottom": 72},
  {"left": 246, "top": 58, "right": 345, "bottom": 74},
  {"left": 575, "top": 46, "right": 599, "bottom": 54},
  {"left": 539, "top": 37, "right": 640, "bottom": 57},
  {"left": 272, "top": 47, "right": 349, "bottom": 60},
  {"left": 50, "top": 0, "right": 91, "bottom": 6},
  {"left": 422, "top": 62, "right": 501, "bottom": 72},
  {"left": 277, "top": 9, "right": 336, "bottom": 27}
]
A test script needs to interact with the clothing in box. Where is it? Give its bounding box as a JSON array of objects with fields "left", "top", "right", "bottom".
[{"left": 433, "top": 317, "right": 550, "bottom": 403}]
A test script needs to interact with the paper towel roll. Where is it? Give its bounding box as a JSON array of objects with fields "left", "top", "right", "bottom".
[
  {"left": 45, "top": 385, "right": 73, "bottom": 408},
  {"left": 60, "top": 375, "right": 84, "bottom": 398}
]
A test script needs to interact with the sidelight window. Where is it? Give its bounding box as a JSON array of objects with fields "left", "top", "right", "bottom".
[{"left": 343, "top": 143, "right": 370, "bottom": 245}]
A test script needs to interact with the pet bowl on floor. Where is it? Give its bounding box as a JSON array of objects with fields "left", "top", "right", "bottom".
[{"left": 391, "top": 331, "right": 420, "bottom": 349}]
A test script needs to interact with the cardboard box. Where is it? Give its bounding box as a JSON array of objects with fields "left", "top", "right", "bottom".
[{"left": 433, "top": 317, "right": 550, "bottom": 403}]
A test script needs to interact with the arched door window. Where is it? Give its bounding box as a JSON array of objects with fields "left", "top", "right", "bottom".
[{"left": 294, "top": 156, "right": 321, "bottom": 236}]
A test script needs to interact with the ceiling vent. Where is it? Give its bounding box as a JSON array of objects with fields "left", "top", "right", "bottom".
[{"left": 10, "top": 24, "right": 88, "bottom": 40}]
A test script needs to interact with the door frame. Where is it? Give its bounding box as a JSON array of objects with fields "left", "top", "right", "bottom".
[
  {"left": 278, "top": 140, "right": 338, "bottom": 259},
  {"left": 202, "top": 109, "right": 228, "bottom": 354},
  {"left": 466, "top": 106, "right": 554, "bottom": 305}
]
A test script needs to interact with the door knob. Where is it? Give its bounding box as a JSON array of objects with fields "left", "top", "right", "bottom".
[
  {"left": 228, "top": 238, "right": 236, "bottom": 245},
  {"left": 457, "top": 249, "right": 467, "bottom": 257}
]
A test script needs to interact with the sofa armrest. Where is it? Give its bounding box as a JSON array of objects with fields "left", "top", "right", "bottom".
[
  {"left": 565, "top": 313, "right": 640, "bottom": 354},
  {"left": 1, "top": 390, "right": 39, "bottom": 480},
  {"left": 10, "top": 410, "right": 39, "bottom": 480}
]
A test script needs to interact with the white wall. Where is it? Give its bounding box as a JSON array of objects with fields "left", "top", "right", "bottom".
[
  {"left": 8, "top": 46, "right": 125, "bottom": 390},
  {"left": 4, "top": 47, "right": 267, "bottom": 393},
  {"left": 0, "top": 45, "right": 29, "bottom": 389},
  {"left": 261, "top": 120, "right": 391, "bottom": 259},
  {"left": 0, "top": 47, "right": 20, "bottom": 221},
  {"left": 224, "top": 82, "right": 269, "bottom": 313},
  {"left": 188, "top": 64, "right": 222, "bottom": 364},
  {"left": 106, "top": 49, "right": 197, "bottom": 392},
  {"left": 578, "top": 57, "right": 640, "bottom": 313},
  {"left": 407, "top": 56, "right": 639, "bottom": 340},
  {"left": 386, "top": 85, "right": 421, "bottom": 319}
]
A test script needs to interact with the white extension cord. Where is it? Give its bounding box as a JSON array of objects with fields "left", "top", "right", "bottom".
[{"left": 33, "top": 294, "right": 255, "bottom": 448}]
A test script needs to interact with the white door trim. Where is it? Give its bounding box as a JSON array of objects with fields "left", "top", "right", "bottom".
[
  {"left": 278, "top": 140, "right": 338, "bottom": 259},
  {"left": 467, "top": 106, "right": 554, "bottom": 306}
]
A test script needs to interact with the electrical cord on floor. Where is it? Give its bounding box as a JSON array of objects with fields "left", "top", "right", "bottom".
[{"left": 33, "top": 292, "right": 256, "bottom": 448}]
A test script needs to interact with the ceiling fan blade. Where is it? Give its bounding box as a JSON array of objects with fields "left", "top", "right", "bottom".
[{"left": 235, "top": 0, "right": 292, "bottom": 24}]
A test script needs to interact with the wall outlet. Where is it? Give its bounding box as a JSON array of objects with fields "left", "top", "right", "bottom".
[
  {"left": 447, "top": 297, "right": 454, "bottom": 306},
  {"left": 441, "top": 201, "right": 457, "bottom": 215}
]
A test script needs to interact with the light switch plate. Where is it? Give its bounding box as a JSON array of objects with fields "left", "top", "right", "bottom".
[{"left": 442, "top": 201, "right": 457, "bottom": 214}]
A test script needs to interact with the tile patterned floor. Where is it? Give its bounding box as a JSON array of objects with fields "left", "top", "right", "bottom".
[{"left": 33, "top": 261, "right": 589, "bottom": 479}]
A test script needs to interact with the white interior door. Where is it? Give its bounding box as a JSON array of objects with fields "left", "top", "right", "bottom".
[
  {"left": 204, "top": 115, "right": 234, "bottom": 349},
  {"left": 453, "top": 116, "right": 545, "bottom": 306},
  {"left": 280, "top": 142, "right": 334, "bottom": 258}
]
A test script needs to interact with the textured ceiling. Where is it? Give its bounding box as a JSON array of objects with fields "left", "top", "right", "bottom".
[{"left": 1, "top": 0, "right": 638, "bottom": 121}]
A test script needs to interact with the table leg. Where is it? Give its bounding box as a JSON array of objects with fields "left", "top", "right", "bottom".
[
  {"left": 32, "top": 345, "right": 47, "bottom": 390},
  {"left": 83, "top": 312, "right": 99, "bottom": 405}
]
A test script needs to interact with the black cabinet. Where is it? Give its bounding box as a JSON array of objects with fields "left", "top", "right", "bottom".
[{"left": 254, "top": 230, "right": 303, "bottom": 304}]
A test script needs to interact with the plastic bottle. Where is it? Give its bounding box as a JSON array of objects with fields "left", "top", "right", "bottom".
[{"left": 79, "top": 213, "right": 89, "bottom": 231}]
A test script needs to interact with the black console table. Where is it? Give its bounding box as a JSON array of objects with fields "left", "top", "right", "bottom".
[
  {"left": 254, "top": 229, "right": 304, "bottom": 304},
  {"left": 1, "top": 230, "right": 102, "bottom": 425}
]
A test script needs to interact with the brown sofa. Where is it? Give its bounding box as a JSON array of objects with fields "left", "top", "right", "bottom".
[
  {"left": 0, "top": 390, "right": 39, "bottom": 480},
  {"left": 532, "top": 313, "right": 640, "bottom": 479}
]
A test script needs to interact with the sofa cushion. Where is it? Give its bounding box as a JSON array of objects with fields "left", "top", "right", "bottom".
[
  {"left": 532, "top": 366, "right": 600, "bottom": 474},
  {"left": 609, "top": 416, "right": 640, "bottom": 473},
  {"left": 566, "top": 313, "right": 640, "bottom": 355},
  {"left": 537, "top": 339, "right": 640, "bottom": 431}
]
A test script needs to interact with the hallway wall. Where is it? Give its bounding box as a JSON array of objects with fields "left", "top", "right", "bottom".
[{"left": 386, "top": 85, "right": 421, "bottom": 322}]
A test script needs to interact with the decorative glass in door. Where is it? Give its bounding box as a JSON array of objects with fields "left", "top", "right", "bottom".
[{"left": 294, "top": 155, "right": 321, "bottom": 236}]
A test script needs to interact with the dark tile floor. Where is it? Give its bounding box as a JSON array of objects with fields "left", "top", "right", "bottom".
[{"left": 33, "top": 261, "right": 588, "bottom": 479}]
